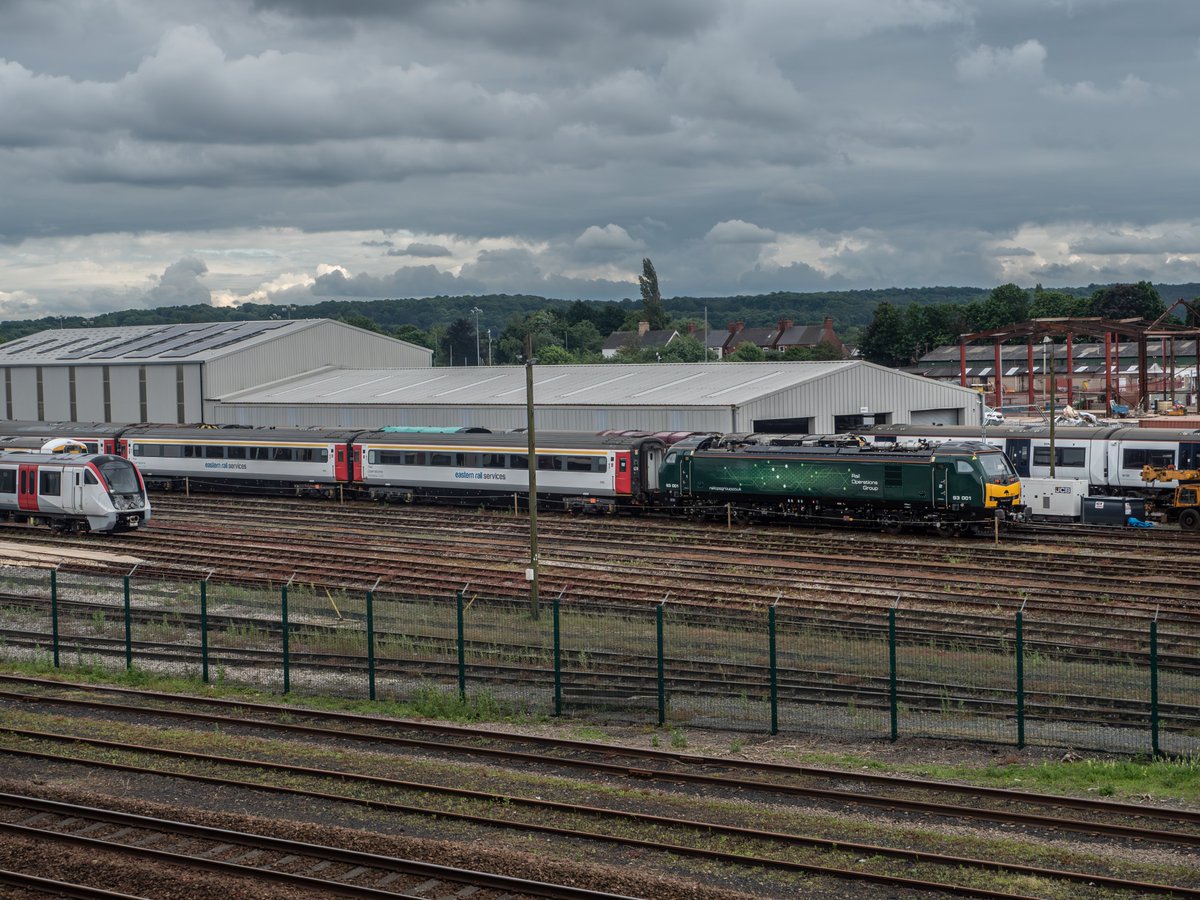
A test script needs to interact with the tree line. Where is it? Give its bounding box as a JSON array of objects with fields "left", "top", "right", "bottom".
[{"left": 857, "top": 281, "right": 1179, "bottom": 368}]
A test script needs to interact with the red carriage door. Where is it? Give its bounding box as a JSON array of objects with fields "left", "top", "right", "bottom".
[
  {"left": 334, "top": 444, "right": 349, "bottom": 481},
  {"left": 614, "top": 452, "right": 631, "bottom": 494},
  {"left": 18, "top": 464, "right": 38, "bottom": 511},
  {"left": 351, "top": 446, "right": 363, "bottom": 482}
]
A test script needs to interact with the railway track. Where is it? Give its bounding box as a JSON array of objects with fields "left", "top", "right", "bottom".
[
  {"left": 3, "top": 675, "right": 1198, "bottom": 898},
  {"left": 2, "top": 495, "right": 1198, "bottom": 622},
  {"left": 0, "top": 792, "right": 622, "bottom": 899}
]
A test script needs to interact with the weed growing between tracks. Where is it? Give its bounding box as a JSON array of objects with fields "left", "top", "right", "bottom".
[
  {"left": 2, "top": 657, "right": 1199, "bottom": 804},
  {"left": 0, "top": 706, "right": 1196, "bottom": 897}
]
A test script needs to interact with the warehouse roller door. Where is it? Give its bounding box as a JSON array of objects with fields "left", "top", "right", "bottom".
[{"left": 909, "top": 408, "right": 962, "bottom": 425}]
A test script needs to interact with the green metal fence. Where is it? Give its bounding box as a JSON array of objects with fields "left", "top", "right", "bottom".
[{"left": 4, "top": 565, "right": 1198, "bottom": 756}]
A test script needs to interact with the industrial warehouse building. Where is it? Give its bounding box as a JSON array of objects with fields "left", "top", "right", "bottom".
[
  {"left": 210, "top": 359, "right": 984, "bottom": 433},
  {"left": 0, "top": 319, "right": 431, "bottom": 423}
]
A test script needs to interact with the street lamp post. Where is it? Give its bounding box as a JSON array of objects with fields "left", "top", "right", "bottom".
[
  {"left": 470, "top": 307, "right": 483, "bottom": 365},
  {"left": 525, "top": 348, "right": 539, "bottom": 620},
  {"left": 487, "top": 329, "right": 493, "bottom": 366}
]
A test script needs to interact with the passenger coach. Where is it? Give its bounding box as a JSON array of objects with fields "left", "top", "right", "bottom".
[{"left": 354, "top": 430, "right": 665, "bottom": 511}]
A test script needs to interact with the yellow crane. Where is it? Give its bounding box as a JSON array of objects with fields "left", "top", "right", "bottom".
[{"left": 1141, "top": 465, "right": 1200, "bottom": 531}]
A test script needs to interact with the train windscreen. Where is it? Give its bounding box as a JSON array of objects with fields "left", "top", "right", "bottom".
[{"left": 98, "top": 459, "right": 141, "bottom": 494}]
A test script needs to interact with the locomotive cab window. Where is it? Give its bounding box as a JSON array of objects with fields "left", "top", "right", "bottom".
[
  {"left": 84, "top": 470, "right": 98, "bottom": 485},
  {"left": 955, "top": 460, "right": 974, "bottom": 474}
]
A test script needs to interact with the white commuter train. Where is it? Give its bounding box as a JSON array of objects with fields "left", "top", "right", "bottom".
[
  {"left": 0, "top": 450, "right": 150, "bottom": 532},
  {"left": 861, "top": 424, "right": 1200, "bottom": 495}
]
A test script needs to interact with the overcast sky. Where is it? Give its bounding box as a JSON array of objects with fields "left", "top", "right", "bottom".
[{"left": 2, "top": 0, "right": 1199, "bottom": 319}]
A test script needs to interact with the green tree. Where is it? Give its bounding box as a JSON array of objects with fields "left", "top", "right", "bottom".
[
  {"left": 1089, "top": 281, "right": 1165, "bottom": 321},
  {"left": 638, "top": 258, "right": 669, "bottom": 330},
  {"left": 393, "top": 323, "right": 432, "bottom": 349},
  {"left": 858, "top": 301, "right": 909, "bottom": 367},
  {"left": 1030, "top": 285, "right": 1090, "bottom": 319},
  {"left": 535, "top": 344, "right": 574, "bottom": 364},
  {"left": 977, "top": 283, "right": 1029, "bottom": 329},
  {"left": 658, "top": 334, "right": 706, "bottom": 362},
  {"left": 726, "top": 341, "right": 766, "bottom": 361},
  {"left": 445, "top": 317, "right": 477, "bottom": 365},
  {"left": 339, "top": 313, "right": 382, "bottom": 333}
]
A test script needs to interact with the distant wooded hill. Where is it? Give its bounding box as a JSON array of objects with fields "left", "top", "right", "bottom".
[{"left": 4, "top": 283, "right": 1197, "bottom": 346}]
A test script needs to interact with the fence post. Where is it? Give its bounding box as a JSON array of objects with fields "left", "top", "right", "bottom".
[
  {"left": 200, "top": 575, "right": 210, "bottom": 685},
  {"left": 1016, "top": 604, "right": 1025, "bottom": 749},
  {"left": 768, "top": 599, "right": 779, "bottom": 736},
  {"left": 1150, "top": 614, "right": 1160, "bottom": 757},
  {"left": 50, "top": 568, "right": 60, "bottom": 669},
  {"left": 281, "top": 579, "right": 291, "bottom": 695},
  {"left": 122, "top": 571, "right": 133, "bottom": 671},
  {"left": 888, "top": 605, "right": 898, "bottom": 742},
  {"left": 367, "top": 577, "right": 381, "bottom": 702},
  {"left": 553, "top": 591, "right": 563, "bottom": 717},
  {"left": 657, "top": 600, "right": 667, "bottom": 734},
  {"left": 456, "top": 587, "right": 466, "bottom": 702}
]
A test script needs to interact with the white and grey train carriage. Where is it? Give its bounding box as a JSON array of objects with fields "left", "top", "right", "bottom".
[
  {"left": 353, "top": 431, "right": 666, "bottom": 511},
  {"left": 861, "top": 424, "right": 1200, "bottom": 495},
  {"left": 120, "top": 425, "right": 361, "bottom": 494},
  {"left": 0, "top": 450, "right": 150, "bottom": 532}
]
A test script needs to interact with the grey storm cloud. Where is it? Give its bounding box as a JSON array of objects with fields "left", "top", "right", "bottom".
[
  {"left": 387, "top": 242, "right": 451, "bottom": 258},
  {"left": 4, "top": 0, "right": 1200, "bottom": 318}
]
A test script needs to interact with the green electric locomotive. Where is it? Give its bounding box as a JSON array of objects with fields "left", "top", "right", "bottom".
[{"left": 659, "top": 435, "right": 1022, "bottom": 533}]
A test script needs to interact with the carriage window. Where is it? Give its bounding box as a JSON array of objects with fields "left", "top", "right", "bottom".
[
  {"left": 205, "top": 445, "right": 224, "bottom": 459},
  {"left": 0, "top": 470, "right": 14, "bottom": 493},
  {"left": 509, "top": 454, "right": 527, "bottom": 468},
  {"left": 566, "top": 456, "right": 600, "bottom": 473},
  {"left": 482, "top": 453, "right": 506, "bottom": 468},
  {"left": 429, "top": 453, "right": 453, "bottom": 466},
  {"left": 249, "top": 447, "right": 269, "bottom": 460},
  {"left": 1033, "top": 447, "right": 1086, "bottom": 468},
  {"left": 272, "top": 447, "right": 293, "bottom": 462},
  {"left": 297, "top": 448, "right": 327, "bottom": 463},
  {"left": 619, "top": 458, "right": 628, "bottom": 473},
  {"left": 183, "top": 445, "right": 201, "bottom": 458},
  {"left": 227, "top": 446, "right": 246, "bottom": 460},
  {"left": 158, "top": 445, "right": 181, "bottom": 458},
  {"left": 458, "top": 453, "right": 481, "bottom": 467},
  {"left": 537, "top": 455, "right": 562, "bottom": 471},
  {"left": 39, "top": 470, "right": 61, "bottom": 495},
  {"left": 1122, "top": 448, "right": 1176, "bottom": 469}
]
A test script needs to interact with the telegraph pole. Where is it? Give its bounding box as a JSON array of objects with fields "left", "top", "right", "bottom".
[{"left": 525, "top": 337, "right": 539, "bottom": 619}]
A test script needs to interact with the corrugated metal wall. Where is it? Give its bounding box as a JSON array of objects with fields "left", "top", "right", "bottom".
[
  {"left": 205, "top": 322, "right": 432, "bottom": 398},
  {"left": 208, "top": 402, "right": 736, "bottom": 433},
  {"left": 741, "top": 364, "right": 975, "bottom": 431}
]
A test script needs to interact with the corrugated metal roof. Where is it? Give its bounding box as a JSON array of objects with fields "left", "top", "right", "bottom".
[
  {"left": 218, "top": 360, "right": 920, "bottom": 407},
  {"left": 0, "top": 319, "right": 324, "bottom": 364}
]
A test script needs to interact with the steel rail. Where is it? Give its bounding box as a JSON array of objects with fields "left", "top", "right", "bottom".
[
  {"left": 3, "top": 673, "right": 1194, "bottom": 825},
  {"left": 0, "top": 792, "right": 634, "bottom": 900},
  {"left": 3, "top": 693, "right": 1198, "bottom": 846},
  {"left": 4, "top": 742, "right": 1189, "bottom": 899}
]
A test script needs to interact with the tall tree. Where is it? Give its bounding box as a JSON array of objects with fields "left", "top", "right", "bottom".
[
  {"left": 858, "top": 301, "right": 910, "bottom": 367},
  {"left": 1089, "top": 281, "right": 1165, "bottom": 321},
  {"left": 638, "top": 258, "right": 669, "bottom": 330}
]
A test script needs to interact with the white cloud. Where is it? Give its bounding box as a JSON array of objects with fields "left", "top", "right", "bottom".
[
  {"left": 706, "top": 220, "right": 778, "bottom": 244},
  {"left": 574, "top": 224, "right": 638, "bottom": 251},
  {"left": 956, "top": 39, "right": 1047, "bottom": 82}
]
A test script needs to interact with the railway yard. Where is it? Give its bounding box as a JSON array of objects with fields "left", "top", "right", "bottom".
[{"left": 0, "top": 497, "right": 1198, "bottom": 897}]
